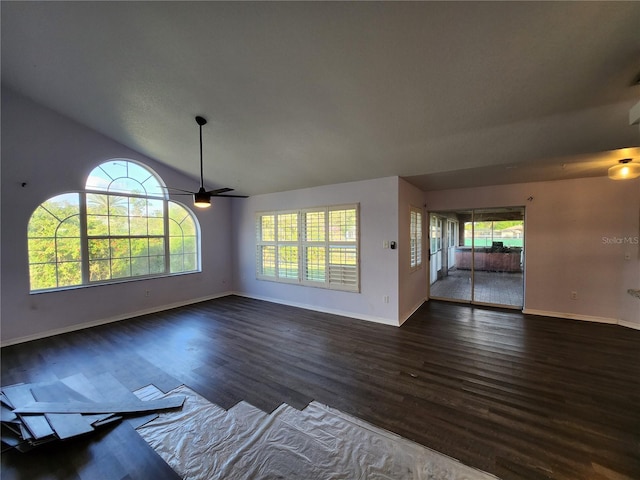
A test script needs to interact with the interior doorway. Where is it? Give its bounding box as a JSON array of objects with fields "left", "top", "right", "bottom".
[{"left": 429, "top": 207, "right": 525, "bottom": 309}]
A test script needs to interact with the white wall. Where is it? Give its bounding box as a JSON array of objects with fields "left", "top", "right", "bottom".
[
  {"left": 1, "top": 88, "right": 234, "bottom": 345},
  {"left": 398, "top": 178, "right": 427, "bottom": 324},
  {"left": 424, "top": 177, "right": 640, "bottom": 328},
  {"left": 232, "top": 176, "right": 401, "bottom": 325}
]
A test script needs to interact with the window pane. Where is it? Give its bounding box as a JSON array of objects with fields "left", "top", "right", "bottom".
[
  {"left": 184, "top": 253, "right": 197, "bottom": 271},
  {"left": 111, "top": 258, "right": 131, "bottom": 278},
  {"left": 259, "top": 245, "right": 276, "bottom": 276},
  {"left": 170, "top": 237, "right": 184, "bottom": 255},
  {"left": 129, "top": 197, "right": 148, "bottom": 217},
  {"left": 148, "top": 218, "right": 164, "bottom": 235},
  {"left": 90, "top": 260, "right": 111, "bottom": 281},
  {"left": 56, "top": 238, "right": 81, "bottom": 262},
  {"left": 278, "top": 245, "right": 298, "bottom": 279},
  {"left": 183, "top": 236, "right": 196, "bottom": 253},
  {"left": 86, "top": 160, "right": 165, "bottom": 197},
  {"left": 27, "top": 194, "right": 84, "bottom": 291},
  {"left": 86, "top": 193, "right": 108, "bottom": 215},
  {"left": 168, "top": 202, "right": 187, "bottom": 221},
  {"left": 147, "top": 199, "right": 164, "bottom": 217},
  {"left": 89, "top": 239, "right": 110, "bottom": 260},
  {"left": 29, "top": 193, "right": 80, "bottom": 237},
  {"left": 329, "top": 209, "right": 357, "bottom": 242},
  {"left": 28, "top": 238, "right": 56, "bottom": 263},
  {"left": 110, "top": 178, "right": 144, "bottom": 195},
  {"left": 149, "top": 238, "right": 164, "bottom": 255},
  {"left": 30, "top": 263, "right": 57, "bottom": 290},
  {"left": 110, "top": 238, "right": 130, "bottom": 259},
  {"left": 180, "top": 217, "right": 196, "bottom": 236},
  {"left": 109, "top": 196, "right": 128, "bottom": 215},
  {"left": 329, "top": 246, "right": 357, "bottom": 266},
  {"left": 305, "top": 211, "right": 325, "bottom": 242},
  {"left": 56, "top": 216, "right": 80, "bottom": 238},
  {"left": 87, "top": 215, "right": 109, "bottom": 236},
  {"left": 149, "top": 255, "right": 165, "bottom": 274},
  {"left": 130, "top": 238, "right": 149, "bottom": 257},
  {"left": 110, "top": 216, "right": 129, "bottom": 235},
  {"left": 131, "top": 257, "right": 150, "bottom": 276},
  {"left": 305, "top": 246, "right": 325, "bottom": 282},
  {"left": 86, "top": 167, "right": 113, "bottom": 191},
  {"left": 169, "top": 220, "right": 182, "bottom": 236},
  {"left": 277, "top": 213, "right": 298, "bottom": 242},
  {"left": 58, "top": 261, "right": 82, "bottom": 287},
  {"left": 28, "top": 208, "right": 59, "bottom": 237},
  {"left": 129, "top": 162, "right": 163, "bottom": 196},
  {"left": 261, "top": 215, "right": 275, "bottom": 241},
  {"left": 130, "top": 216, "right": 148, "bottom": 236},
  {"left": 170, "top": 255, "right": 183, "bottom": 272}
]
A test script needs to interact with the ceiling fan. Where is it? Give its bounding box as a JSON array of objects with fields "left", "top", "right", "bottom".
[{"left": 166, "top": 116, "right": 247, "bottom": 208}]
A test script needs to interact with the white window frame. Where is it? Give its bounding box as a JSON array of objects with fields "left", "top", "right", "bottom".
[
  {"left": 410, "top": 206, "right": 423, "bottom": 270},
  {"left": 27, "top": 159, "right": 200, "bottom": 293},
  {"left": 256, "top": 204, "right": 359, "bottom": 292}
]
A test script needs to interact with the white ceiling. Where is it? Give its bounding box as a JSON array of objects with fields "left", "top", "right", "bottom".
[{"left": 2, "top": 2, "right": 639, "bottom": 195}]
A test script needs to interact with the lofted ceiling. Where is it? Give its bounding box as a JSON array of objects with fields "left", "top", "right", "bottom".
[{"left": 2, "top": 1, "right": 639, "bottom": 195}]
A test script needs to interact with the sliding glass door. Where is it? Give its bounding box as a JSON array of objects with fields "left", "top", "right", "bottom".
[
  {"left": 429, "top": 207, "right": 524, "bottom": 309},
  {"left": 430, "top": 212, "right": 472, "bottom": 302}
]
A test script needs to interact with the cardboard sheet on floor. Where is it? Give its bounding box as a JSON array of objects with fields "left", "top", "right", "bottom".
[{"left": 136, "top": 386, "right": 500, "bottom": 480}]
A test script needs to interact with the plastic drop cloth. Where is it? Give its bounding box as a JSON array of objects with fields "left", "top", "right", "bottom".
[{"left": 136, "top": 385, "right": 500, "bottom": 480}]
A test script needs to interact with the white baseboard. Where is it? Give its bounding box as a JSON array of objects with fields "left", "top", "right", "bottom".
[
  {"left": 522, "top": 309, "right": 620, "bottom": 326},
  {"left": 0, "top": 292, "right": 233, "bottom": 347},
  {"left": 233, "top": 292, "right": 400, "bottom": 327},
  {"left": 618, "top": 319, "right": 640, "bottom": 330}
]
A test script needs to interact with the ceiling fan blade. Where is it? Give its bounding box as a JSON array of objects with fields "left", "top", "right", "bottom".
[
  {"left": 165, "top": 186, "right": 196, "bottom": 194},
  {"left": 205, "top": 187, "right": 234, "bottom": 195}
]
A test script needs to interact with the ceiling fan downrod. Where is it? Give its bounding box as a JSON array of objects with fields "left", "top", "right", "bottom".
[{"left": 195, "top": 116, "right": 207, "bottom": 191}]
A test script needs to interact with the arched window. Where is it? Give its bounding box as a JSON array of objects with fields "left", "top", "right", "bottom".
[{"left": 28, "top": 159, "right": 200, "bottom": 292}]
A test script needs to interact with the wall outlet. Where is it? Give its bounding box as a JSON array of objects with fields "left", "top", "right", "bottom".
[
  {"left": 383, "top": 241, "right": 389, "bottom": 249},
  {"left": 145, "top": 290, "right": 150, "bottom": 297},
  {"left": 570, "top": 291, "right": 578, "bottom": 300},
  {"left": 383, "top": 295, "right": 390, "bottom": 304}
]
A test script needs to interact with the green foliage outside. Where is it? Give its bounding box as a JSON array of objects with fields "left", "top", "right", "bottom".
[
  {"left": 29, "top": 192, "right": 198, "bottom": 291},
  {"left": 463, "top": 220, "right": 524, "bottom": 247},
  {"left": 28, "top": 194, "right": 82, "bottom": 290}
]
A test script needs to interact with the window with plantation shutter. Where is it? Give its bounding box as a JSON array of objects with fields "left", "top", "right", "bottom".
[
  {"left": 256, "top": 204, "right": 359, "bottom": 292},
  {"left": 410, "top": 206, "right": 423, "bottom": 270}
]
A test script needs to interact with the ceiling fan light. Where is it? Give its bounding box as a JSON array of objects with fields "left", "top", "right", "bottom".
[
  {"left": 608, "top": 159, "right": 640, "bottom": 180},
  {"left": 193, "top": 191, "right": 211, "bottom": 208}
]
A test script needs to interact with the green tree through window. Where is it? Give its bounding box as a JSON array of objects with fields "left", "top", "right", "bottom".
[{"left": 28, "top": 159, "right": 200, "bottom": 292}]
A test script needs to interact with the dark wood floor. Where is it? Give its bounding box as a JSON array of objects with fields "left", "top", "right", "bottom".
[{"left": 2, "top": 296, "right": 639, "bottom": 480}]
